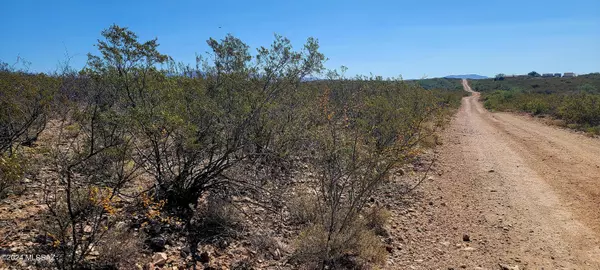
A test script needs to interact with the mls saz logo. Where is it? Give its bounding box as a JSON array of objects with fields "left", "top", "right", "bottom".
[{"left": 0, "top": 254, "right": 56, "bottom": 262}]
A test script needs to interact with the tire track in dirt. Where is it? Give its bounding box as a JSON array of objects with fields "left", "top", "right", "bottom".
[
  {"left": 449, "top": 80, "right": 600, "bottom": 268},
  {"left": 389, "top": 80, "right": 600, "bottom": 269}
]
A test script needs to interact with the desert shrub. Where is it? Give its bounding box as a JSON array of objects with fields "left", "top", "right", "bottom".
[
  {"left": 586, "top": 126, "right": 600, "bottom": 136},
  {"left": 474, "top": 74, "right": 600, "bottom": 131},
  {"left": 0, "top": 64, "right": 58, "bottom": 201},
  {"left": 193, "top": 197, "right": 243, "bottom": 243},
  {"left": 434, "top": 89, "right": 468, "bottom": 109},
  {"left": 40, "top": 185, "right": 123, "bottom": 269},
  {"left": 558, "top": 93, "right": 600, "bottom": 126},
  {"left": 578, "top": 83, "right": 598, "bottom": 93},
  {"left": 415, "top": 78, "right": 462, "bottom": 90},
  {"left": 521, "top": 99, "right": 550, "bottom": 115},
  {"left": 293, "top": 221, "right": 386, "bottom": 269},
  {"left": 80, "top": 26, "right": 324, "bottom": 216},
  {"left": 365, "top": 207, "right": 391, "bottom": 237},
  {"left": 287, "top": 191, "right": 320, "bottom": 225},
  {"left": 0, "top": 69, "right": 57, "bottom": 154},
  {"left": 0, "top": 23, "right": 466, "bottom": 269},
  {"left": 94, "top": 224, "right": 144, "bottom": 269},
  {"left": 176, "top": 196, "right": 245, "bottom": 264},
  {"left": 0, "top": 153, "right": 26, "bottom": 198},
  {"left": 39, "top": 197, "right": 142, "bottom": 270},
  {"left": 35, "top": 24, "right": 327, "bottom": 267},
  {"left": 483, "top": 90, "right": 517, "bottom": 111},
  {"left": 38, "top": 62, "right": 141, "bottom": 269},
  {"left": 482, "top": 86, "right": 600, "bottom": 133},
  {"left": 472, "top": 73, "right": 600, "bottom": 94},
  {"left": 289, "top": 73, "right": 450, "bottom": 268}
]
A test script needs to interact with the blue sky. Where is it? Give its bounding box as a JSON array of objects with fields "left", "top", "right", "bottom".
[{"left": 1, "top": 0, "right": 598, "bottom": 79}]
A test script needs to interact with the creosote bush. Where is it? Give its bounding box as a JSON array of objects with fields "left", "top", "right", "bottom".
[
  {"left": 287, "top": 72, "right": 457, "bottom": 268},
  {"left": 0, "top": 64, "right": 57, "bottom": 200},
  {"left": 365, "top": 207, "right": 391, "bottom": 237},
  {"left": 288, "top": 190, "right": 320, "bottom": 225},
  {"left": 475, "top": 74, "right": 600, "bottom": 134},
  {"left": 0, "top": 24, "right": 464, "bottom": 269},
  {"left": 0, "top": 153, "right": 26, "bottom": 198},
  {"left": 294, "top": 222, "right": 387, "bottom": 269},
  {"left": 483, "top": 89, "right": 600, "bottom": 133},
  {"left": 0, "top": 68, "right": 57, "bottom": 154}
]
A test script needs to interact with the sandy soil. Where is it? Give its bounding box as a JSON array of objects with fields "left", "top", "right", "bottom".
[{"left": 386, "top": 80, "right": 600, "bottom": 269}]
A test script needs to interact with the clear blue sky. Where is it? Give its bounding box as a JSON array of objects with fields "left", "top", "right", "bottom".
[{"left": 1, "top": 0, "right": 599, "bottom": 79}]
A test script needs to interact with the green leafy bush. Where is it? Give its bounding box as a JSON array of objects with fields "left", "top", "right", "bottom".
[
  {"left": 286, "top": 73, "right": 457, "bottom": 268},
  {"left": 482, "top": 84, "right": 600, "bottom": 134},
  {"left": 0, "top": 153, "right": 26, "bottom": 198},
  {"left": 0, "top": 69, "right": 57, "bottom": 154},
  {"left": 558, "top": 93, "right": 600, "bottom": 126},
  {"left": 522, "top": 99, "right": 550, "bottom": 115},
  {"left": 0, "top": 24, "right": 466, "bottom": 269}
]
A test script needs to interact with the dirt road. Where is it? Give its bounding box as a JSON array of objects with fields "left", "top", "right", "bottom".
[{"left": 387, "top": 80, "right": 600, "bottom": 269}]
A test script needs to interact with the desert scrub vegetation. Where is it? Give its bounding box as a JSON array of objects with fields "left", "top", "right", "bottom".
[
  {"left": 413, "top": 77, "right": 463, "bottom": 91},
  {"left": 0, "top": 153, "right": 26, "bottom": 198},
  {"left": 287, "top": 71, "right": 457, "bottom": 268},
  {"left": 0, "top": 24, "right": 463, "bottom": 269},
  {"left": 478, "top": 78, "right": 600, "bottom": 135},
  {"left": 0, "top": 62, "right": 58, "bottom": 198},
  {"left": 471, "top": 73, "right": 600, "bottom": 94}
]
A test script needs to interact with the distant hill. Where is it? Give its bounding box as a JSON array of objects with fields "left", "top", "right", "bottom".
[{"left": 444, "top": 74, "right": 489, "bottom": 80}]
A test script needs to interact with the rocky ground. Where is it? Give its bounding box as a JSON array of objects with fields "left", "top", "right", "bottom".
[
  {"left": 0, "top": 119, "right": 434, "bottom": 270},
  {"left": 0, "top": 117, "right": 442, "bottom": 270},
  {"left": 3, "top": 80, "right": 600, "bottom": 270}
]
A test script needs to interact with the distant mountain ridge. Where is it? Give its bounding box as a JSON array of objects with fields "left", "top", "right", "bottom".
[{"left": 444, "top": 74, "right": 488, "bottom": 80}]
